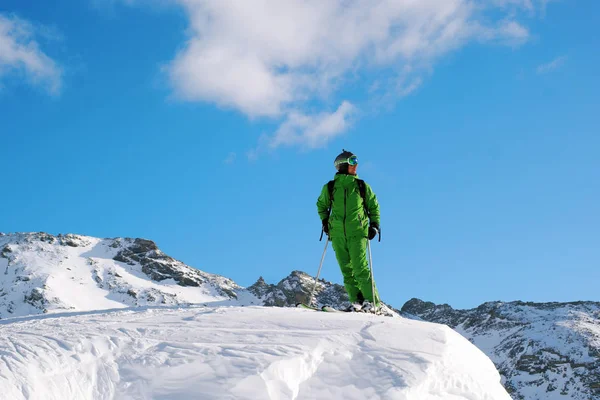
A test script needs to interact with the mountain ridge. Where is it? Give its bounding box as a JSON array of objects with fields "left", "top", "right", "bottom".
[
  {"left": 2, "top": 231, "right": 598, "bottom": 399},
  {"left": 0, "top": 232, "right": 241, "bottom": 318},
  {"left": 402, "top": 298, "right": 600, "bottom": 399}
]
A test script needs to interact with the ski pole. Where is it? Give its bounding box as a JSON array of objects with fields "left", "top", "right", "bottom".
[
  {"left": 367, "top": 240, "right": 379, "bottom": 311},
  {"left": 308, "top": 236, "right": 329, "bottom": 307}
]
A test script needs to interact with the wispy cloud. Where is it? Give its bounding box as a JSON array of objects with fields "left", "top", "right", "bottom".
[
  {"left": 268, "top": 101, "right": 357, "bottom": 150},
  {"left": 109, "top": 0, "right": 551, "bottom": 151},
  {"left": 537, "top": 55, "right": 568, "bottom": 74},
  {"left": 490, "top": 0, "right": 555, "bottom": 14},
  {"left": 0, "top": 14, "right": 62, "bottom": 95}
]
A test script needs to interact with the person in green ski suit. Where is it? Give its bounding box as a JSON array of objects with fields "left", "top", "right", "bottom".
[{"left": 316, "top": 150, "right": 381, "bottom": 310}]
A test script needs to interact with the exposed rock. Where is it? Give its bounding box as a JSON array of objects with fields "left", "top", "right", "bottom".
[
  {"left": 24, "top": 288, "right": 47, "bottom": 310},
  {"left": 250, "top": 270, "right": 352, "bottom": 309},
  {"left": 247, "top": 277, "right": 269, "bottom": 297},
  {"left": 114, "top": 239, "right": 205, "bottom": 288},
  {"left": 128, "top": 238, "right": 158, "bottom": 254},
  {"left": 402, "top": 298, "right": 600, "bottom": 400},
  {"left": 56, "top": 234, "right": 91, "bottom": 247},
  {"left": 37, "top": 233, "right": 56, "bottom": 244},
  {"left": 0, "top": 232, "right": 242, "bottom": 318},
  {"left": 1, "top": 245, "right": 11, "bottom": 258}
]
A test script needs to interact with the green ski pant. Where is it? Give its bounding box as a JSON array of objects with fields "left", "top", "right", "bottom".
[{"left": 331, "top": 235, "right": 379, "bottom": 304}]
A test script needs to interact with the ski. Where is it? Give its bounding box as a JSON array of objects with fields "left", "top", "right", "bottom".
[
  {"left": 296, "top": 303, "right": 320, "bottom": 311},
  {"left": 296, "top": 304, "right": 345, "bottom": 313},
  {"left": 296, "top": 303, "right": 394, "bottom": 317},
  {"left": 321, "top": 306, "right": 344, "bottom": 312}
]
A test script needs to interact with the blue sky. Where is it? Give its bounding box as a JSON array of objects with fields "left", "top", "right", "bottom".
[{"left": 1, "top": 0, "right": 598, "bottom": 310}]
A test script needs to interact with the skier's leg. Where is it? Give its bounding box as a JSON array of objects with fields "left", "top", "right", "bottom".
[
  {"left": 356, "top": 291, "right": 364, "bottom": 304},
  {"left": 347, "top": 236, "right": 379, "bottom": 303},
  {"left": 331, "top": 236, "right": 361, "bottom": 303}
]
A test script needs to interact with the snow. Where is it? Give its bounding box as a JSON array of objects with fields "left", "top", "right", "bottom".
[
  {"left": 0, "top": 234, "right": 240, "bottom": 318},
  {"left": 0, "top": 233, "right": 515, "bottom": 398},
  {"left": 452, "top": 302, "right": 600, "bottom": 399},
  {"left": 0, "top": 305, "right": 512, "bottom": 400}
]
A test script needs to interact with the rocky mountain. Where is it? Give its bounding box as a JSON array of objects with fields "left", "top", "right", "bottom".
[
  {"left": 0, "top": 232, "right": 243, "bottom": 318},
  {"left": 247, "top": 270, "right": 350, "bottom": 308},
  {"left": 3, "top": 232, "right": 598, "bottom": 400},
  {"left": 402, "top": 299, "right": 600, "bottom": 400},
  {"left": 0, "top": 232, "right": 370, "bottom": 320},
  {"left": 246, "top": 270, "right": 398, "bottom": 316}
]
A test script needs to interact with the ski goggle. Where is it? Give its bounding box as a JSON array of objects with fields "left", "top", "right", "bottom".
[
  {"left": 334, "top": 155, "right": 359, "bottom": 168},
  {"left": 347, "top": 156, "right": 359, "bottom": 165}
]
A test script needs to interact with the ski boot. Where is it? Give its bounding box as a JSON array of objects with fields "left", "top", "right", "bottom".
[{"left": 344, "top": 303, "right": 363, "bottom": 312}]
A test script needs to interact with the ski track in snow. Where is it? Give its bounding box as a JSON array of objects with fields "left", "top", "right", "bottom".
[{"left": 0, "top": 305, "right": 511, "bottom": 400}]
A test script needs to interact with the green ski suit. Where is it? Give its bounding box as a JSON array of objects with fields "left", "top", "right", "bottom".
[{"left": 316, "top": 173, "right": 381, "bottom": 304}]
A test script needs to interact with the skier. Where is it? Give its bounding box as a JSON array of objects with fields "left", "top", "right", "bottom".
[{"left": 316, "top": 150, "right": 381, "bottom": 312}]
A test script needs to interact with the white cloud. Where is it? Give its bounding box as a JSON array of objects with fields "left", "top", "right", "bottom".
[
  {"left": 269, "top": 101, "right": 357, "bottom": 149},
  {"left": 114, "top": 0, "right": 550, "bottom": 150},
  {"left": 0, "top": 14, "right": 62, "bottom": 94},
  {"left": 490, "top": 0, "right": 535, "bottom": 10},
  {"left": 495, "top": 20, "right": 530, "bottom": 44},
  {"left": 490, "top": 0, "right": 555, "bottom": 13},
  {"left": 537, "top": 55, "right": 567, "bottom": 74}
]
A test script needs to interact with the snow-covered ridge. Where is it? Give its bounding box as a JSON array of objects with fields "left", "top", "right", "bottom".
[
  {"left": 0, "top": 232, "right": 243, "bottom": 318},
  {"left": 0, "top": 232, "right": 392, "bottom": 320},
  {"left": 0, "top": 305, "right": 512, "bottom": 400},
  {"left": 402, "top": 298, "right": 600, "bottom": 400},
  {"left": 0, "top": 232, "right": 512, "bottom": 399},
  {"left": 2, "top": 232, "right": 598, "bottom": 399}
]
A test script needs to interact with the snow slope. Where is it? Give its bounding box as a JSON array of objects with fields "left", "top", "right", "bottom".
[
  {"left": 0, "top": 232, "right": 393, "bottom": 319},
  {"left": 0, "top": 233, "right": 246, "bottom": 318},
  {"left": 0, "top": 305, "right": 511, "bottom": 400},
  {"left": 402, "top": 299, "right": 600, "bottom": 400}
]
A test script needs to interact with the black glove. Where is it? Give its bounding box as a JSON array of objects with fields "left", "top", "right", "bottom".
[
  {"left": 322, "top": 218, "right": 329, "bottom": 235},
  {"left": 368, "top": 223, "right": 379, "bottom": 240}
]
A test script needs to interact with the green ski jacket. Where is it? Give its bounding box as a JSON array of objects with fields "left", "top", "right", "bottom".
[{"left": 317, "top": 174, "right": 380, "bottom": 238}]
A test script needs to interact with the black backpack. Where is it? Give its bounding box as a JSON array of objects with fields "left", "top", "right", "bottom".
[
  {"left": 321, "top": 179, "right": 379, "bottom": 241},
  {"left": 327, "top": 179, "right": 369, "bottom": 218}
]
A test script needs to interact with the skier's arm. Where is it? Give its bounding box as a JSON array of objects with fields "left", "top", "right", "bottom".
[
  {"left": 316, "top": 184, "right": 331, "bottom": 222},
  {"left": 365, "top": 183, "right": 380, "bottom": 227}
]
